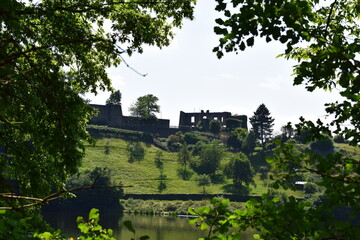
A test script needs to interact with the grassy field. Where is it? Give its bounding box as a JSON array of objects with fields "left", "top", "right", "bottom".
[{"left": 81, "top": 138, "right": 304, "bottom": 197}]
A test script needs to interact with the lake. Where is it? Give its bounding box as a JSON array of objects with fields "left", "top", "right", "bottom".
[{"left": 43, "top": 210, "right": 256, "bottom": 240}]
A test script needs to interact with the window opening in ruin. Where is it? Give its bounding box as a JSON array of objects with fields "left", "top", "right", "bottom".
[{"left": 191, "top": 116, "right": 195, "bottom": 123}]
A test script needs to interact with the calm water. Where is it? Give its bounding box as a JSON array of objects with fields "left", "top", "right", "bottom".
[{"left": 43, "top": 210, "right": 255, "bottom": 240}]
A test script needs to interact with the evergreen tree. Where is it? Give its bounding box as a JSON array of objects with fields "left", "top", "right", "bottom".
[{"left": 249, "top": 104, "right": 274, "bottom": 149}]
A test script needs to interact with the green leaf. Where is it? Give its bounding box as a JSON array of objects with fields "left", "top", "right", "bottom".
[
  {"left": 200, "top": 223, "right": 209, "bottom": 231},
  {"left": 88, "top": 208, "right": 99, "bottom": 221},
  {"left": 272, "top": 197, "right": 280, "bottom": 203},
  {"left": 246, "top": 37, "right": 254, "bottom": 47},
  {"left": 240, "top": 41, "right": 246, "bottom": 51},
  {"left": 253, "top": 233, "right": 261, "bottom": 239},
  {"left": 78, "top": 223, "right": 89, "bottom": 234},
  {"left": 188, "top": 207, "right": 197, "bottom": 215},
  {"left": 215, "top": 18, "right": 225, "bottom": 25},
  {"left": 189, "top": 218, "right": 198, "bottom": 225}
]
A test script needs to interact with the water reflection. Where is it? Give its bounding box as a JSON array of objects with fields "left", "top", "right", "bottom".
[
  {"left": 43, "top": 211, "right": 255, "bottom": 240},
  {"left": 118, "top": 215, "right": 205, "bottom": 240}
]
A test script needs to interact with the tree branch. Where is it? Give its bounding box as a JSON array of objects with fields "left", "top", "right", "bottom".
[
  {"left": 324, "top": 0, "right": 338, "bottom": 38},
  {"left": 0, "top": 184, "right": 133, "bottom": 210}
]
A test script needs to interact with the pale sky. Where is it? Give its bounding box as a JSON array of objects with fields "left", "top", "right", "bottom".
[{"left": 87, "top": 0, "right": 342, "bottom": 132}]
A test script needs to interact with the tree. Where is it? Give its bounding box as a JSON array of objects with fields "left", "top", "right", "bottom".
[
  {"left": 310, "top": 135, "right": 334, "bottom": 155},
  {"left": 209, "top": 119, "right": 221, "bottom": 135},
  {"left": 190, "top": 141, "right": 225, "bottom": 176},
  {"left": 57, "top": 167, "right": 123, "bottom": 213},
  {"left": 280, "top": 122, "right": 295, "bottom": 141},
  {"left": 106, "top": 90, "right": 122, "bottom": 105},
  {"left": 129, "top": 94, "right": 160, "bottom": 120},
  {"left": 154, "top": 151, "right": 167, "bottom": 193},
  {"left": 0, "top": 0, "right": 195, "bottom": 236},
  {"left": 224, "top": 153, "right": 255, "bottom": 189},
  {"left": 183, "top": 132, "right": 203, "bottom": 145},
  {"left": 227, "top": 127, "right": 248, "bottom": 150},
  {"left": 178, "top": 142, "right": 191, "bottom": 172},
  {"left": 127, "top": 142, "right": 145, "bottom": 162},
  {"left": 242, "top": 130, "right": 257, "bottom": 155},
  {"left": 195, "top": 174, "right": 211, "bottom": 194},
  {"left": 192, "top": 0, "right": 360, "bottom": 239},
  {"left": 154, "top": 150, "right": 164, "bottom": 170},
  {"left": 249, "top": 104, "right": 275, "bottom": 149}
]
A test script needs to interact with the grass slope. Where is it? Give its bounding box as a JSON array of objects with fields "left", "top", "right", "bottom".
[{"left": 82, "top": 138, "right": 303, "bottom": 197}]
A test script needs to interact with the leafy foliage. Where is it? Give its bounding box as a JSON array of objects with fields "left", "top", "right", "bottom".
[
  {"left": 106, "top": 90, "right": 122, "bottom": 105},
  {"left": 224, "top": 153, "right": 255, "bottom": 189},
  {"left": 191, "top": 0, "right": 360, "bottom": 239},
  {"left": 35, "top": 208, "right": 116, "bottom": 240},
  {"left": 190, "top": 141, "right": 225, "bottom": 176},
  {"left": 209, "top": 119, "right": 221, "bottom": 135},
  {"left": 226, "top": 127, "right": 248, "bottom": 150},
  {"left": 129, "top": 94, "right": 160, "bottom": 120},
  {"left": 154, "top": 150, "right": 164, "bottom": 170},
  {"left": 178, "top": 142, "right": 191, "bottom": 172},
  {"left": 0, "top": 0, "right": 195, "bottom": 235},
  {"left": 241, "top": 130, "right": 257, "bottom": 155},
  {"left": 195, "top": 174, "right": 212, "bottom": 194},
  {"left": 183, "top": 132, "right": 205, "bottom": 145},
  {"left": 310, "top": 134, "right": 335, "bottom": 154},
  {"left": 87, "top": 125, "right": 153, "bottom": 142},
  {"left": 225, "top": 118, "right": 243, "bottom": 131},
  {"left": 127, "top": 142, "right": 145, "bottom": 162},
  {"left": 280, "top": 122, "right": 295, "bottom": 141},
  {"left": 64, "top": 167, "right": 123, "bottom": 212}
]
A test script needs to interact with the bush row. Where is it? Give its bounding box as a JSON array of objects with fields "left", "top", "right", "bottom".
[
  {"left": 120, "top": 198, "right": 244, "bottom": 215},
  {"left": 87, "top": 125, "right": 153, "bottom": 143}
]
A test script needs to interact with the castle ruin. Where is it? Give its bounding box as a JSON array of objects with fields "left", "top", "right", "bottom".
[
  {"left": 89, "top": 104, "right": 170, "bottom": 129},
  {"left": 179, "top": 110, "right": 247, "bottom": 130},
  {"left": 89, "top": 105, "right": 247, "bottom": 135}
]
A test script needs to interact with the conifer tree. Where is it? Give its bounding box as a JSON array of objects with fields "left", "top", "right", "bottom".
[{"left": 249, "top": 104, "right": 274, "bottom": 149}]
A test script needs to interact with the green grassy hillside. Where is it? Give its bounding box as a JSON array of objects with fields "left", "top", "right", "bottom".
[{"left": 81, "top": 138, "right": 303, "bottom": 197}]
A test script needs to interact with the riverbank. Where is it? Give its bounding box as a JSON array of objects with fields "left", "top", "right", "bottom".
[{"left": 120, "top": 198, "right": 245, "bottom": 215}]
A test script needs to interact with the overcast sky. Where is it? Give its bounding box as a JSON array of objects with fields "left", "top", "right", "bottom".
[{"left": 87, "top": 0, "right": 342, "bottom": 132}]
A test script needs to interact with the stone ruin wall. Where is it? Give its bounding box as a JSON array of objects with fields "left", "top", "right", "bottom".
[
  {"left": 89, "top": 105, "right": 248, "bottom": 135},
  {"left": 89, "top": 104, "right": 170, "bottom": 130},
  {"left": 179, "top": 110, "right": 247, "bottom": 130}
]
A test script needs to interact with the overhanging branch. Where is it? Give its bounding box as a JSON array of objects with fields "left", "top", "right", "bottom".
[{"left": 0, "top": 184, "right": 133, "bottom": 210}]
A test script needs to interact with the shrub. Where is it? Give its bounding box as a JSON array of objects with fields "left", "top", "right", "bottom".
[
  {"left": 334, "top": 134, "right": 346, "bottom": 143},
  {"left": 183, "top": 132, "right": 202, "bottom": 145},
  {"left": 127, "top": 142, "right": 145, "bottom": 162},
  {"left": 310, "top": 135, "right": 334, "bottom": 154},
  {"left": 225, "top": 118, "right": 243, "bottom": 131}
]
